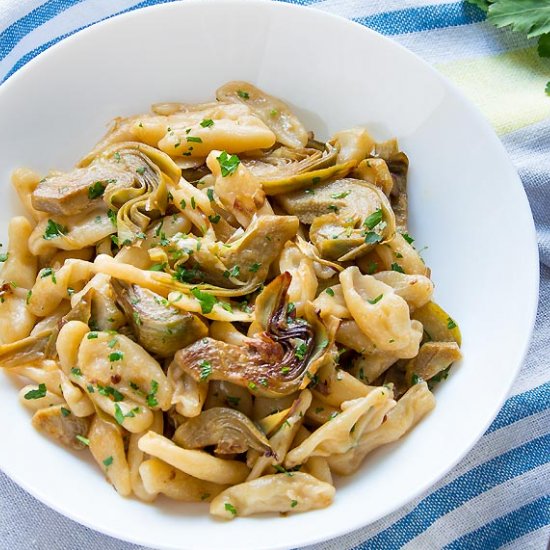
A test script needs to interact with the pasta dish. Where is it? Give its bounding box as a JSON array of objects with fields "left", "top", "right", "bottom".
[{"left": 0, "top": 82, "right": 461, "bottom": 518}]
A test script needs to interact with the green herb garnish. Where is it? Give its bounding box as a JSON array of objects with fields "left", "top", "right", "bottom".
[
  {"left": 24, "top": 384, "right": 47, "bottom": 400},
  {"left": 216, "top": 151, "right": 240, "bottom": 177}
]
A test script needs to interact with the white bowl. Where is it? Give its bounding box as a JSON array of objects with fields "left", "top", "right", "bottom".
[{"left": 0, "top": 1, "right": 538, "bottom": 549}]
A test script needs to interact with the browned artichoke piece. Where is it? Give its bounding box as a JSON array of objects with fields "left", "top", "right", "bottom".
[
  {"left": 404, "top": 341, "right": 462, "bottom": 386},
  {"left": 172, "top": 407, "right": 271, "bottom": 455},
  {"left": 411, "top": 301, "right": 462, "bottom": 346},
  {"left": 279, "top": 178, "right": 395, "bottom": 261},
  {"left": 218, "top": 215, "right": 300, "bottom": 285},
  {"left": 173, "top": 273, "right": 333, "bottom": 397},
  {"left": 241, "top": 142, "right": 338, "bottom": 183},
  {"left": 0, "top": 330, "right": 51, "bottom": 369},
  {"left": 387, "top": 152, "right": 409, "bottom": 232},
  {"left": 32, "top": 405, "right": 91, "bottom": 450},
  {"left": 44, "top": 289, "right": 93, "bottom": 358},
  {"left": 112, "top": 280, "right": 208, "bottom": 358},
  {"left": 31, "top": 160, "right": 133, "bottom": 217},
  {"left": 261, "top": 161, "right": 355, "bottom": 196}
]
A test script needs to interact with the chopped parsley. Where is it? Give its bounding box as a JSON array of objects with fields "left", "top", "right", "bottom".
[
  {"left": 327, "top": 204, "right": 339, "bottom": 213},
  {"left": 107, "top": 209, "right": 117, "bottom": 226},
  {"left": 146, "top": 380, "right": 159, "bottom": 407},
  {"left": 26, "top": 290, "right": 32, "bottom": 304},
  {"left": 363, "top": 208, "right": 383, "bottom": 230},
  {"left": 40, "top": 267, "right": 57, "bottom": 283},
  {"left": 223, "top": 265, "right": 240, "bottom": 278},
  {"left": 87, "top": 332, "right": 98, "bottom": 340},
  {"left": 325, "top": 287, "right": 335, "bottom": 297},
  {"left": 291, "top": 500, "right": 298, "bottom": 508},
  {"left": 97, "top": 384, "right": 124, "bottom": 402},
  {"left": 331, "top": 191, "right": 350, "bottom": 200},
  {"left": 136, "top": 166, "right": 146, "bottom": 175},
  {"left": 237, "top": 89, "right": 250, "bottom": 99},
  {"left": 180, "top": 198, "right": 186, "bottom": 210},
  {"left": 368, "top": 294, "right": 383, "bottom": 305},
  {"left": 248, "top": 381, "right": 257, "bottom": 391},
  {"left": 206, "top": 188, "right": 215, "bottom": 201},
  {"left": 149, "top": 262, "right": 167, "bottom": 272},
  {"left": 186, "top": 136, "right": 202, "bottom": 143},
  {"left": 88, "top": 181, "right": 107, "bottom": 199},
  {"left": 249, "top": 262, "right": 261, "bottom": 273},
  {"left": 364, "top": 231, "right": 382, "bottom": 245},
  {"left": 191, "top": 288, "right": 217, "bottom": 314},
  {"left": 114, "top": 403, "right": 140, "bottom": 425},
  {"left": 43, "top": 219, "right": 66, "bottom": 240},
  {"left": 208, "top": 214, "right": 220, "bottom": 224},
  {"left": 71, "top": 367, "right": 82, "bottom": 376},
  {"left": 173, "top": 265, "right": 203, "bottom": 284},
  {"left": 197, "top": 361, "right": 210, "bottom": 382},
  {"left": 24, "top": 384, "right": 47, "bottom": 400},
  {"left": 447, "top": 317, "right": 457, "bottom": 330},
  {"left": 109, "top": 351, "right": 124, "bottom": 362},
  {"left": 0, "top": 253, "right": 8, "bottom": 262},
  {"left": 391, "top": 263, "right": 405, "bottom": 273},
  {"left": 224, "top": 502, "right": 237, "bottom": 516},
  {"left": 60, "top": 407, "right": 71, "bottom": 417},
  {"left": 102, "top": 456, "right": 113, "bottom": 467},
  {"left": 411, "top": 373, "right": 422, "bottom": 385},
  {"left": 401, "top": 232, "right": 415, "bottom": 245},
  {"left": 200, "top": 118, "right": 214, "bottom": 128},
  {"left": 216, "top": 151, "right": 240, "bottom": 177}
]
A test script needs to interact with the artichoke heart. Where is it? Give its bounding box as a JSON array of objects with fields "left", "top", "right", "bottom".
[
  {"left": 173, "top": 407, "right": 271, "bottom": 455},
  {"left": 113, "top": 280, "right": 208, "bottom": 357},
  {"left": 173, "top": 272, "right": 336, "bottom": 397},
  {"left": 242, "top": 142, "right": 339, "bottom": 184},
  {"left": 97, "top": 142, "right": 179, "bottom": 245},
  {"left": 279, "top": 178, "right": 396, "bottom": 261}
]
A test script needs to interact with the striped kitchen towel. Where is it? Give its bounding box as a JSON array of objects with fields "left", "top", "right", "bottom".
[{"left": 0, "top": 1, "right": 549, "bottom": 549}]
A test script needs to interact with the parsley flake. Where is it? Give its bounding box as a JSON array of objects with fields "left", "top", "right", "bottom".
[
  {"left": 109, "top": 351, "right": 124, "bottom": 362},
  {"left": 24, "top": 384, "right": 47, "bottom": 400},
  {"left": 43, "top": 219, "right": 66, "bottom": 240},
  {"left": 191, "top": 288, "right": 217, "bottom": 314},
  {"left": 368, "top": 294, "right": 383, "bottom": 305},
  {"left": 363, "top": 208, "right": 383, "bottom": 230},
  {"left": 216, "top": 151, "right": 240, "bottom": 177}
]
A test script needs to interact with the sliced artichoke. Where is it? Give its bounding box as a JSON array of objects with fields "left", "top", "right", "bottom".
[
  {"left": 97, "top": 142, "right": 178, "bottom": 245},
  {"left": 173, "top": 407, "right": 271, "bottom": 455},
  {"left": 261, "top": 161, "right": 355, "bottom": 196},
  {"left": 31, "top": 404, "right": 91, "bottom": 450},
  {"left": 113, "top": 280, "right": 208, "bottom": 357},
  {"left": 173, "top": 273, "right": 336, "bottom": 397},
  {"left": 242, "top": 142, "right": 338, "bottom": 183},
  {"left": 279, "top": 178, "right": 396, "bottom": 261},
  {"left": 411, "top": 301, "right": 462, "bottom": 345},
  {"left": 387, "top": 152, "right": 409, "bottom": 232}
]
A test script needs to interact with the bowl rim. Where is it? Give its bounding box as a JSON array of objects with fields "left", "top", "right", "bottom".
[{"left": 0, "top": 1, "right": 540, "bottom": 548}]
